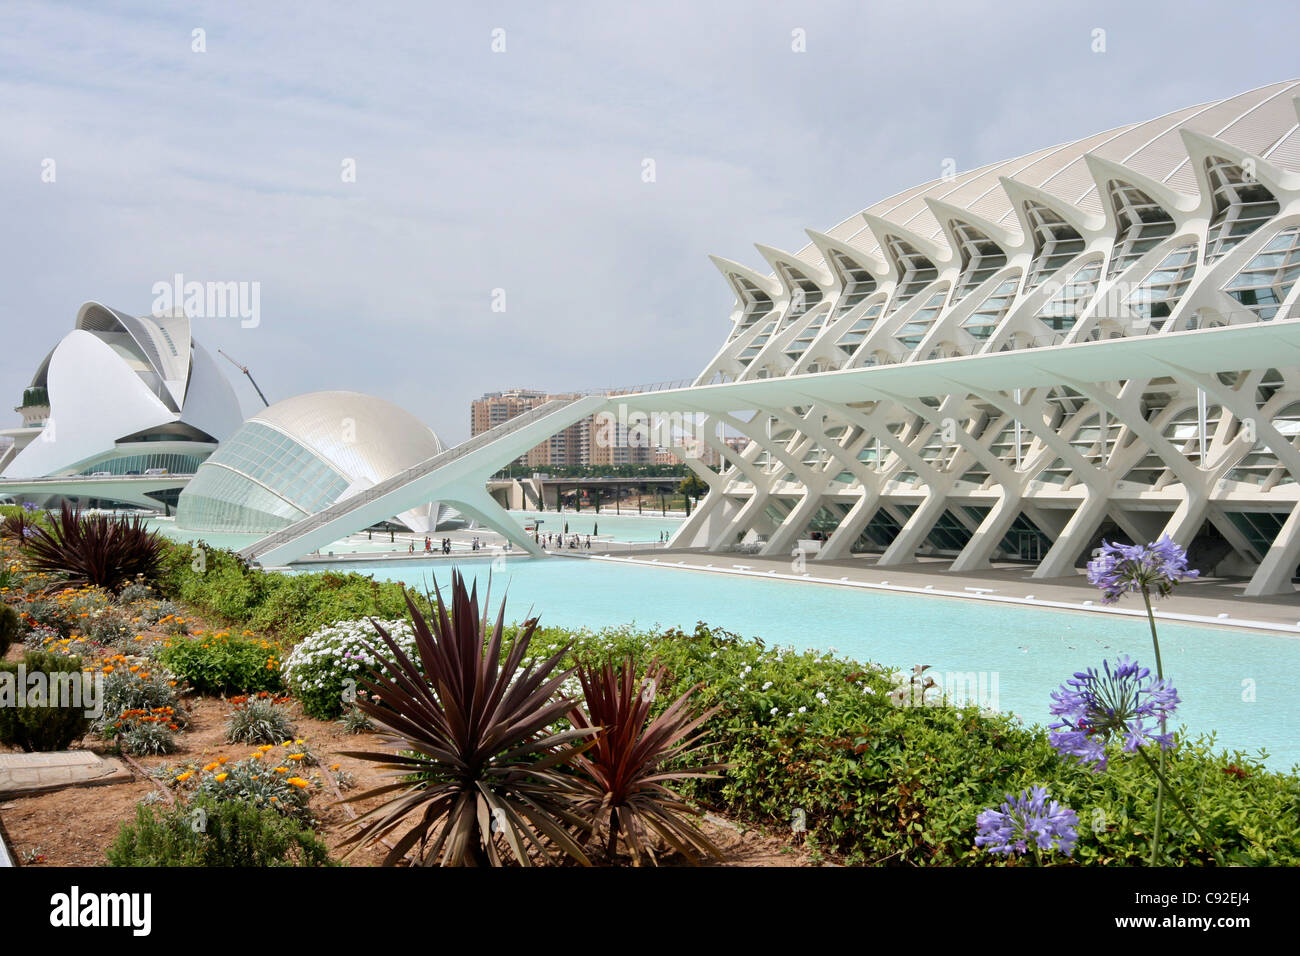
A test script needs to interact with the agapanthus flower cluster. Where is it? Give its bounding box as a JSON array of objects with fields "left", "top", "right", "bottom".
[
  {"left": 975, "top": 786, "right": 1079, "bottom": 857},
  {"left": 1087, "top": 535, "right": 1199, "bottom": 604},
  {"left": 1048, "top": 656, "right": 1180, "bottom": 771}
]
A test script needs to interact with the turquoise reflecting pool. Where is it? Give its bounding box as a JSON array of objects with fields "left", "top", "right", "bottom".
[{"left": 325, "top": 554, "right": 1300, "bottom": 772}]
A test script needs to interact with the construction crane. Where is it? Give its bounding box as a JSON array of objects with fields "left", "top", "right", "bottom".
[{"left": 217, "top": 349, "right": 270, "bottom": 407}]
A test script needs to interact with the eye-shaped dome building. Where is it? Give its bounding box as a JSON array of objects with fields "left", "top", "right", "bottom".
[{"left": 175, "top": 390, "right": 447, "bottom": 534}]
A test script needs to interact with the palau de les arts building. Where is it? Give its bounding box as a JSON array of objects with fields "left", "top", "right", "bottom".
[{"left": 5, "top": 80, "right": 1300, "bottom": 596}]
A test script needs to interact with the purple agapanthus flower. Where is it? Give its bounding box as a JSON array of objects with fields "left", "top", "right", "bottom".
[
  {"left": 20, "top": 501, "right": 37, "bottom": 513},
  {"left": 1049, "top": 656, "right": 1179, "bottom": 771},
  {"left": 1087, "top": 535, "right": 1199, "bottom": 604},
  {"left": 975, "top": 785, "right": 1079, "bottom": 857}
]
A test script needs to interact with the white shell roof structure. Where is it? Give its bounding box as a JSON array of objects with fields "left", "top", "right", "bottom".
[
  {"left": 1, "top": 301, "right": 242, "bottom": 479},
  {"left": 176, "top": 390, "right": 446, "bottom": 534},
  {"left": 675, "top": 79, "right": 1300, "bottom": 598},
  {"left": 790, "top": 79, "right": 1300, "bottom": 270}
]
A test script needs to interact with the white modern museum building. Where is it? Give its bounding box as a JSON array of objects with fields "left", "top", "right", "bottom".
[{"left": 664, "top": 79, "right": 1300, "bottom": 596}]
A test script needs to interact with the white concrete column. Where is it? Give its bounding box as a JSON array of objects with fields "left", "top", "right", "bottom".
[
  {"left": 1031, "top": 492, "right": 1110, "bottom": 579},
  {"left": 815, "top": 490, "right": 882, "bottom": 560},
  {"left": 949, "top": 493, "right": 1022, "bottom": 572},
  {"left": 878, "top": 492, "right": 950, "bottom": 566},
  {"left": 1158, "top": 494, "right": 1209, "bottom": 547},
  {"left": 761, "top": 489, "right": 828, "bottom": 557},
  {"left": 1244, "top": 501, "right": 1300, "bottom": 596},
  {"left": 446, "top": 493, "right": 545, "bottom": 556}
]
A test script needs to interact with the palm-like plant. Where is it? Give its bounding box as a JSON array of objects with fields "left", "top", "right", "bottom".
[
  {"left": 338, "top": 571, "right": 597, "bottom": 866},
  {"left": 568, "top": 657, "right": 727, "bottom": 865},
  {"left": 21, "top": 503, "right": 163, "bottom": 593},
  {"left": 0, "top": 510, "right": 34, "bottom": 542}
]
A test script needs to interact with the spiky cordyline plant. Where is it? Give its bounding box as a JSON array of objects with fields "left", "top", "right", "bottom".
[
  {"left": 568, "top": 657, "right": 727, "bottom": 866},
  {"left": 21, "top": 502, "right": 163, "bottom": 593},
  {"left": 0, "top": 510, "right": 34, "bottom": 542},
  {"left": 338, "top": 571, "right": 597, "bottom": 867}
]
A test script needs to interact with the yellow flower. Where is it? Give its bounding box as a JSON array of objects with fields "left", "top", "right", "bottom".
[
  {"left": 274, "top": 766, "right": 289, "bottom": 774},
  {"left": 258, "top": 744, "right": 273, "bottom": 752},
  {"left": 175, "top": 771, "right": 193, "bottom": 782},
  {"left": 203, "top": 762, "right": 219, "bottom": 772},
  {"left": 214, "top": 773, "right": 228, "bottom": 783},
  {"left": 287, "top": 754, "right": 304, "bottom": 761},
  {"left": 286, "top": 777, "right": 309, "bottom": 789}
]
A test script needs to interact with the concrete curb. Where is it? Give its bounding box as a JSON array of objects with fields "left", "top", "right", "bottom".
[{"left": 588, "top": 553, "right": 1300, "bottom": 638}]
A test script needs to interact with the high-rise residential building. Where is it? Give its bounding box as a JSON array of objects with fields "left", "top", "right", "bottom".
[{"left": 473, "top": 387, "right": 656, "bottom": 467}]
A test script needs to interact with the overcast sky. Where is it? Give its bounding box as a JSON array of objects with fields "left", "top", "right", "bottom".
[{"left": 2, "top": 1, "right": 1297, "bottom": 442}]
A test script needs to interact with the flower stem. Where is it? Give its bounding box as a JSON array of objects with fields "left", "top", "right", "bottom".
[
  {"left": 1142, "top": 586, "right": 1166, "bottom": 867},
  {"left": 1134, "top": 745, "right": 1225, "bottom": 866}
]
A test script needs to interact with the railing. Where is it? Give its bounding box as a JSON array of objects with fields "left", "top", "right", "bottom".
[
  {"left": 571, "top": 379, "right": 695, "bottom": 397},
  {"left": 240, "top": 398, "right": 581, "bottom": 559},
  {"left": 0, "top": 473, "right": 196, "bottom": 483}
]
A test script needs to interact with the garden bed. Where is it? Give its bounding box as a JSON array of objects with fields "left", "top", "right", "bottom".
[
  {"left": 4, "top": 511, "right": 1299, "bottom": 867},
  {"left": 0, "top": 691, "right": 812, "bottom": 867}
]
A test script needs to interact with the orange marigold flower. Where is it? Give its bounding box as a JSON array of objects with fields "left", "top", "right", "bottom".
[{"left": 286, "top": 777, "right": 309, "bottom": 789}]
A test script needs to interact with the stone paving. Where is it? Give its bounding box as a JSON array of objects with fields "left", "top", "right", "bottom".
[
  {"left": 582, "top": 548, "right": 1300, "bottom": 634},
  {"left": 0, "top": 750, "right": 131, "bottom": 798}
]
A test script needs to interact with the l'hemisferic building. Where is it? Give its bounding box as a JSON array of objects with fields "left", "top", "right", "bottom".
[{"left": 670, "top": 80, "right": 1300, "bottom": 596}]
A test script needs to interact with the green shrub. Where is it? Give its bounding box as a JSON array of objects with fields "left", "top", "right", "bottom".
[
  {"left": 522, "top": 622, "right": 1300, "bottom": 866},
  {"left": 94, "top": 667, "right": 188, "bottom": 739},
  {"left": 117, "top": 578, "right": 156, "bottom": 605},
  {"left": 338, "top": 706, "right": 374, "bottom": 734},
  {"left": 106, "top": 796, "right": 334, "bottom": 867},
  {"left": 0, "top": 650, "right": 93, "bottom": 752},
  {"left": 155, "top": 541, "right": 419, "bottom": 640},
  {"left": 0, "top": 604, "right": 18, "bottom": 657},
  {"left": 117, "top": 717, "right": 178, "bottom": 756},
  {"left": 156, "top": 631, "right": 283, "bottom": 695},
  {"left": 16, "top": 598, "right": 71, "bottom": 638},
  {"left": 282, "top": 618, "right": 418, "bottom": 719},
  {"left": 225, "top": 694, "right": 297, "bottom": 744},
  {"left": 133, "top": 599, "right": 179, "bottom": 628},
  {"left": 80, "top": 607, "right": 135, "bottom": 649},
  {"left": 159, "top": 746, "right": 318, "bottom": 822}
]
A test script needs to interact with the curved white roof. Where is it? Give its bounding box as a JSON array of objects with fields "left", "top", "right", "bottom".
[
  {"left": 249, "top": 390, "right": 443, "bottom": 483},
  {"left": 2, "top": 302, "right": 242, "bottom": 479},
  {"left": 795, "top": 79, "right": 1300, "bottom": 268}
]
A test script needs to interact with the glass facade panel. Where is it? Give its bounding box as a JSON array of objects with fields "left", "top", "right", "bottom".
[{"left": 175, "top": 422, "right": 349, "bottom": 532}]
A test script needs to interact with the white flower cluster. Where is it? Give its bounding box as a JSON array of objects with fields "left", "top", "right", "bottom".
[{"left": 282, "top": 618, "right": 420, "bottom": 693}]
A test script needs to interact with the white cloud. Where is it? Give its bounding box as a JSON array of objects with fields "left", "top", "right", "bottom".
[{"left": 0, "top": 0, "right": 1296, "bottom": 440}]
